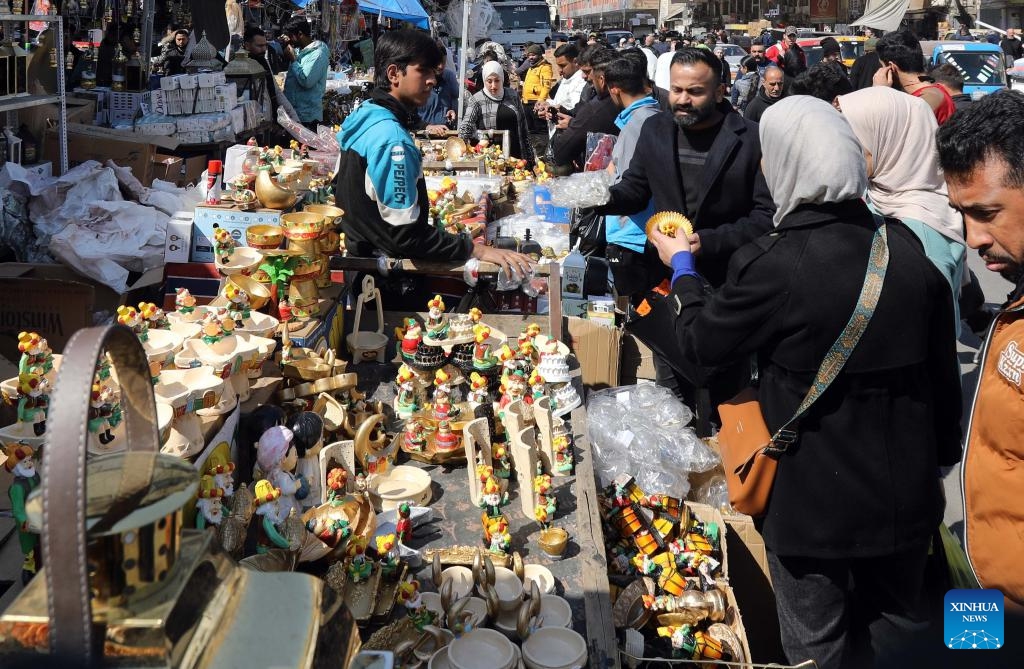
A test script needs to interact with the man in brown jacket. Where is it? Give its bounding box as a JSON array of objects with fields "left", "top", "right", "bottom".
[{"left": 938, "top": 91, "right": 1024, "bottom": 614}]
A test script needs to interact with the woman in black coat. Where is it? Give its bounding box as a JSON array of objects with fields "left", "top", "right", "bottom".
[{"left": 647, "top": 96, "right": 962, "bottom": 669}]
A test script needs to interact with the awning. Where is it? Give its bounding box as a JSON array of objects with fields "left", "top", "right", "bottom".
[
  {"left": 357, "top": 0, "right": 430, "bottom": 29},
  {"left": 851, "top": 0, "right": 911, "bottom": 32}
]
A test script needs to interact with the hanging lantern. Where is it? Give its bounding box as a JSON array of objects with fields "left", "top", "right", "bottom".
[
  {"left": 126, "top": 49, "right": 144, "bottom": 91},
  {"left": 224, "top": 50, "right": 269, "bottom": 115},
  {"left": 80, "top": 47, "right": 97, "bottom": 89},
  {"left": 111, "top": 45, "right": 126, "bottom": 92},
  {"left": 0, "top": 44, "right": 11, "bottom": 97},
  {"left": 12, "top": 0, "right": 23, "bottom": 16},
  {"left": 79, "top": 0, "right": 88, "bottom": 10}
]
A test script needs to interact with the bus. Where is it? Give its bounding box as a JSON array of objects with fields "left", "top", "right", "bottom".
[{"left": 490, "top": 1, "right": 551, "bottom": 59}]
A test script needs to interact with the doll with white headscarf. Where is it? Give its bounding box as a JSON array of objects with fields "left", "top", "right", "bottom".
[{"left": 255, "top": 425, "right": 305, "bottom": 517}]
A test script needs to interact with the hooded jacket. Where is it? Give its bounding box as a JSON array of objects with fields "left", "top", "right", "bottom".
[
  {"left": 335, "top": 90, "right": 473, "bottom": 260},
  {"left": 284, "top": 40, "right": 330, "bottom": 122}
]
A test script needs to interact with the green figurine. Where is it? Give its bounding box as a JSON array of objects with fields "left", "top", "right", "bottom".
[{"left": 6, "top": 445, "right": 41, "bottom": 584}]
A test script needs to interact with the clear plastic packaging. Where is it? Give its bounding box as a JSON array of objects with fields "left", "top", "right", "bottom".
[
  {"left": 694, "top": 475, "right": 733, "bottom": 513},
  {"left": 546, "top": 171, "right": 613, "bottom": 209}
]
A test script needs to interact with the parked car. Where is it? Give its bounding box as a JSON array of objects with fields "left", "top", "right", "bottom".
[
  {"left": 550, "top": 32, "right": 570, "bottom": 44},
  {"left": 835, "top": 36, "right": 866, "bottom": 68}
]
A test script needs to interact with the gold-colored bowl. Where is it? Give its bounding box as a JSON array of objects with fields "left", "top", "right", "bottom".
[
  {"left": 281, "top": 212, "right": 326, "bottom": 241},
  {"left": 225, "top": 274, "right": 271, "bottom": 311},
  {"left": 537, "top": 527, "right": 569, "bottom": 558},
  {"left": 304, "top": 204, "right": 345, "bottom": 227},
  {"left": 246, "top": 224, "right": 285, "bottom": 250},
  {"left": 282, "top": 358, "right": 332, "bottom": 381}
]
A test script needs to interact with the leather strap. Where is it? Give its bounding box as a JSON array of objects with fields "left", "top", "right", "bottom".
[
  {"left": 767, "top": 215, "right": 889, "bottom": 454},
  {"left": 43, "top": 325, "right": 159, "bottom": 662}
]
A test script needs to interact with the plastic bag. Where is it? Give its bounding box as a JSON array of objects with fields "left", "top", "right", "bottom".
[{"left": 546, "top": 171, "right": 613, "bottom": 209}]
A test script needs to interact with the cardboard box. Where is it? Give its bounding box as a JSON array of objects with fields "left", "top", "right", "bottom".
[
  {"left": 152, "top": 153, "right": 206, "bottom": 187},
  {"left": 290, "top": 299, "right": 344, "bottom": 352},
  {"left": 618, "top": 332, "right": 657, "bottom": 385},
  {"left": 562, "top": 297, "right": 588, "bottom": 319},
  {"left": 44, "top": 123, "right": 179, "bottom": 183},
  {"left": 723, "top": 512, "right": 785, "bottom": 662},
  {"left": 164, "top": 212, "right": 194, "bottom": 263},
  {"left": 190, "top": 206, "right": 283, "bottom": 262},
  {"left": 565, "top": 316, "right": 621, "bottom": 389},
  {"left": 0, "top": 263, "right": 162, "bottom": 363},
  {"left": 21, "top": 96, "right": 97, "bottom": 152}
]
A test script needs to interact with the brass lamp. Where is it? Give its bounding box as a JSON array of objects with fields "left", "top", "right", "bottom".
[{"left": 224, "top": 50, "right": 270, "bottom": 114}]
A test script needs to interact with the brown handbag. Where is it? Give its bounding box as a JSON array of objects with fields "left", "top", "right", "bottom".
[{"left": 718, "top": 218, "right": 890, "bottom": 517}]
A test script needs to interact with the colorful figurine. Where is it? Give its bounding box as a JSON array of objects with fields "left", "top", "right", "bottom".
[
  {"left": 16, "top": 371, "right": 49, "bottom": 436},
  {"left": 206, "top": 452, "right": 236, "bottom": 502},
  {"left": 479, "top": 475, "right": 508, "bottom": 518},
  {"left": 17, "top": 332, "right": 53, "bottom": 376},
  {"left": 224, "top": 283, "right": 252, "bottom": 326},
  {"left": 87, "top": 382, "right": 121, "bottom": 445},
  {"left": 498, "top": 369, "right": 527, "bottom": 414},
  {"left": 432, "top": 369, "right": 457, "bottom": 421},
  {"left": 425, "top": 295, "right": 447, "bottom": 338},
  {"left": 253, "top": 479, "right": 291, "bottom": 554},
  {"left": 326, "top": 467, "right": 349, "bottom": 504},
  {"left": 400, "top": 318, "right": 422, "bottom": 362},
  {"left": 552, "top": 434, "right": 573, "bottom": 474},
  {"left": 395, "top": 501, "right": 413, "bottom": 544},
  {"left": 467, "top": 371, "right": 488, "bottom": 405},
  {"left": 468, "top": 307, "right": 483, "bottom": 323},
  {"left": 396, "top": 579, "right": 435, "bottom": 630},
  {"left": 492, "top": 443, "right": 511, "bottom": 479},
  {"left": 403, "top": 419, "right": 427, "bottom": 453},
  {"left": 116, "top": 305, "right": 149, "bottom": 342},
  {"left": 395, "top": 364, "right": 419, "bottom": 417},
  {"left": 289, "top": 411, "right": 325, "bottom": 510},
  {"left": 196, "top": 475, "right": 225, "bottom": 529},
  {"left": 485, "top": 515, "right": 512, "bottom": 554},
  {"left": 472, "top": 325, "right": 497, "bottom": 371},
  {"left": 212, "top": 224, "right": 237, "bottom": 264},
  {"left": 175, "top": 287, "right": 197, "bottom": 318},
  {"left": 658, "top": 624, "right": 732, "bottom": 662},
  {"left": 255, "top": 425, "right": 306, "bottom": 517},
  {"left": 138, "top": 302, "right": 169, "bottom": 330},
  {"left": 528, "top": 369, "right": 546, "bottom": 402},
  {"left": 375, "top": 533, "right": 400, "bottom": 576},
  {"left": 497, "top": 344, "right": 517, "bottom": 376},
  {"left": 6, "top": 445, "right": 40, "bottom": 583},
  {"left": 346, "top": 536, "right": 373, "bottom": 582},
  {"left": 434, "top": 419, "right": 460, "bottom": 453}
]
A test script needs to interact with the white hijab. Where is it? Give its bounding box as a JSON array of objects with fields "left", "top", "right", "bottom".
[
  {"left": 837, "top": 87, "right": 965, "bottom": 245},
  {"left": 481, "top": 61, "right": 505, "bottom": 101},
  {"left": 759, "top": 97, "right": 869, "bottom": 227}
]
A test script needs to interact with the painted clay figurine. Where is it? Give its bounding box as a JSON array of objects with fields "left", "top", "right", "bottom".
[
  {"left": 395, "top": 501, "right": 413, "bottom": 544},
  {"left": 434, "top": 419, "right": 459, "bottom": 453},
  {"left": 212, "top": 224, "right": 237, "bottom": 264},
  {"left": 87, "top": 382, "right": 121, "bottom": 445},
  {"left": 17, "top": 371, "right": 48, "bottom": 436},
  {"left": 425, "top": 294, "right": 447, "bottom": 338},
  {"left": 224, "top": 283, "right": 252, "bottom": 327},
  {"left": 138, "top": 302, "right": 170, "bottom": 329},
  {"left": 116, "top": 305, "right": 149, "bottom": 342},
  {"left": 404, "top": 419, "right": 427, "bottom": 453},
  {"left": 400, "top": 318, "right": 422, "bottom": 362},
  {"left": 5, "top": 445, "right": 40, "bottom": 583},
  {"left": 255, "top": 425, "right": 306, "bottom": 517},
  {"left": 395, "top": 364, "right": 419, "bottom": 417},
  {"left": 175, "top": 287, "right": 198, "bottom": 319},
  {"left": 17, "top": 332, "right": 53, "bottom": 376},
  {"left": 253, "top": 479, "right": 291, "bottom": 554},
  {"left": 472, "top": 325, "right": 497, "bottom": 372},
  {"left": 289, "top": 412, "right": 325, "bottom": 510},
  {"left": 432, "top": 369, "right": 457, "bottom": 421},
  {"left": 467, "top": 371, "right": 488, "bottom": 405},
  {"left": 206, "top": 452, "right": 237, "bottom": 503},
  {"left": 196, "top": 475, "right": 225, "bottom": 529}
]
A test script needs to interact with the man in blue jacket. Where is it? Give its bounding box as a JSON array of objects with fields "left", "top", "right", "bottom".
[
  {"left": 282, "top": 16, "right": 330, "bottom": 130},
  {"left": 336, "top": 30, "right": 533, "bottom": 275}
]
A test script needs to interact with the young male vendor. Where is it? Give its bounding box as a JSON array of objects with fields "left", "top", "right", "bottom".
[{"left": 337, "top": 30, "right": 532, "bottom": 277}]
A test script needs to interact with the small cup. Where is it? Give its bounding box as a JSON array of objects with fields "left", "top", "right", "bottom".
[{"left": 490, "top": 566, "right": 524, "bottom": 612}]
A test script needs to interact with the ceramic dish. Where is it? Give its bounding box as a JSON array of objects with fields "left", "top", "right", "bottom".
[
  {"left": 521, "top": 627, "right": 587, "bottom": 669},
  {"left": 448, "top": 628, "right": 516, "bottom": 669},
  {"left": 441, "top": 566, "right": 475, "bottom": 601},
  {"left": 491, "top": 567, "right": 523, "bottom": 612},
  {"left": 428, "top": 645, "right": 453, "bottom": 669},
  {"left": 523, "top": 564, "right": 555, "bottom": 595},
  {"left": 538, "top": 595, "right": 572, "bottom": 629},
  {"left": 215, "top": 246, "right": 263, "bottom": 276},
  {"left": 368, "top": 465, "right": 432, "bottom": 511}
]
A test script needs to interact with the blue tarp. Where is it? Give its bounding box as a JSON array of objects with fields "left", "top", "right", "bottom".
[
  {"left": 357, "top": 0, "right": 430, "bottom": 29},
  {"left": 292, "top": 0, "right": 430, "bottom": 29}
]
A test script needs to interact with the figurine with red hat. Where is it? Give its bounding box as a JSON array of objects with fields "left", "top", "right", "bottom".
[
  {"left": 196, "top": 475, "right": 225, "bottom": 530},
  {"left": 6, "top": 444, "right": 41, "bottom": 584}
]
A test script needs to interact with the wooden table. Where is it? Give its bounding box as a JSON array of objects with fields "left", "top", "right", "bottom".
[{"left": 330, "top": 256, "right": 562, "bottom": 340}]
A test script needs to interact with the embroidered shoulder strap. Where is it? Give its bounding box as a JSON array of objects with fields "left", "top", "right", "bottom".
[{"left": 766, "top": 214, "right": 889, "bottom": 454}]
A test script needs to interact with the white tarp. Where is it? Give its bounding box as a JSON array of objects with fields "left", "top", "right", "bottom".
[{"left": 851, "top": 0, "right": 911, "bottom": 32}]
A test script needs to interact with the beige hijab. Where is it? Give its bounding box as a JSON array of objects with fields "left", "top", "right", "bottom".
[
  {"left": 759, "top": 96, "right": 868, "bottom": 227},
  {"left": 837, "top": 87, "right": 965, "bottom": 245}
]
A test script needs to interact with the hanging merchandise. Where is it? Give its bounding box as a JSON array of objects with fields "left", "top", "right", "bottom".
[{"left": 338, "top": 0, "right": 361, "bottom": 42}]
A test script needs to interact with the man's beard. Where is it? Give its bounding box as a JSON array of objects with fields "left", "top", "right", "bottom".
[{"left": 673, "top": 98, "right": 716, "bottom": 129}]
